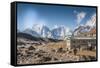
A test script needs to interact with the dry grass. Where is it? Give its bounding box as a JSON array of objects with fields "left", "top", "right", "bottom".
[
  {"left": 77, "top": 50, "right": 96, "bottom": 57},
  {"left": 43, "top": 41, "right": 66, "bottom": 50},
  {"left": 17, "top": 40, "right": 97, "bottom": 64}
]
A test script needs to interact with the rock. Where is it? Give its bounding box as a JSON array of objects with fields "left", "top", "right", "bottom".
[{"left": 28, "top": 46, "right": 35, "bottom": 50}]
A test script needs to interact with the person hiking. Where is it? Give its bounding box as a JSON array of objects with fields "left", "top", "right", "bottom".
[{"left": 73, "top": 48, "right": 77, "bottom": 55}]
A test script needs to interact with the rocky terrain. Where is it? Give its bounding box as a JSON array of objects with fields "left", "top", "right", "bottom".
[{"left": 17, "top": 36, "right": 96, "bottom": 64}]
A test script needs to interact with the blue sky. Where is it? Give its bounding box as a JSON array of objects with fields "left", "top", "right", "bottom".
[{"left": 17, "top": 3, "right": 96, "bottom": 31}]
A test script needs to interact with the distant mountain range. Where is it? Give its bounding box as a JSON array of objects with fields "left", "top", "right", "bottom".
[
  {"left": 18, "top": 14, "right": 96, "bottom": 40},
  {"left": 18, "top": 24, "right": 68, "bottom": 40},
  {"left": 17, "top": 32, "right": 63, "bottom": 43}
]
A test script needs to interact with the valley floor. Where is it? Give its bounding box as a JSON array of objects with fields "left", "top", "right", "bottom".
[{"left": 17, "top": 39, "right": 96, "bottom": 65}]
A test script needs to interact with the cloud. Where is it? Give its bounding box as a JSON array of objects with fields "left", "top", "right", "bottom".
[
  {"left": 85, "top": 13, "right": 96, "bottom": 27},
  {"left": 37, "top": 19, "right": 47, "bottom": 26},
  {"left": 23, "top": 10, "right": 38, "bottom": 29},
  {"left": 54, "top": 25, "right": 58, "bottom": 29},
  {"left": 65, "top": 27, "right": 72, "bottom": 36},
  {"left": 75, "top": 11, "right": 86, "bottom": 25},
  {"left": 65, "top": 27, "right": 70, "bottom": 33}
]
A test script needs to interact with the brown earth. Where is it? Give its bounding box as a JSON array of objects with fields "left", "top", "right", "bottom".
[{"left": 17, "top": 40, "right": 96, "bottom": 64}]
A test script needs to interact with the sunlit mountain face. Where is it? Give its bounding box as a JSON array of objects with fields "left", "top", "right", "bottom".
[
  {"left": 73, "top": 13, "right": 96, "bottom": 36},
  {"left": 18, "top": 24, "right": 67, "bottom": 40}
]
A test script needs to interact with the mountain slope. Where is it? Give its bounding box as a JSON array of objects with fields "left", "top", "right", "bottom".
[
  {"left": 17, "top": 32, "right": 42, "bottom": 41},
  {"left": 18, "top": 25, "right": 69, "bottom": 40},
  {"left": 23, "top": 28, "right": 40, "bottom": 37},
  {"left": 51, "top": 26, "right": 66, "bottom": 40},
  {"left": 32, "top": 24, "right": 51, "bottom": 38},
  {"left": 73, "top": 14, "right": 96, "bottom": 36}
]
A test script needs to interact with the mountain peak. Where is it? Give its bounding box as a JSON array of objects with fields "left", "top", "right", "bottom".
[{"left": 18, "top": 24, "right": 69, "bottom": 40}]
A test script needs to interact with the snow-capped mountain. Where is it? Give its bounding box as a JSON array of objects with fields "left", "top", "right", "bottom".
[
  {"left": 41, "top": 25, "right": 51, "bottom": 38},
  {"left": 85, "top": 14, "right": 96, "bottom": 28},
  {"left": 18, "top": 24, "right": 70, "bottom": 40},
  {"left": 73, "top": 14, "right": 96, "bottom": 36},
  {"left": 32, "top": 24, "right": 51, "bottom": 38},
  {"left": 51, "top": 26, "right": 66, "bottom": 40},
  {"left": 73, "top": 25, "right": 90, "bottom": 36},
  {"left": 32, "top": 24, "right": 43, "bottom": 35}
]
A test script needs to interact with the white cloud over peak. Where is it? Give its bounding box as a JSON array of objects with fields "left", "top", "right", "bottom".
[
  {"left": 85, "top": 13, "right": 96, "bottom": 27},
  {"left": 75, "top": 11, "right": 86, "bottom": 25}
]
